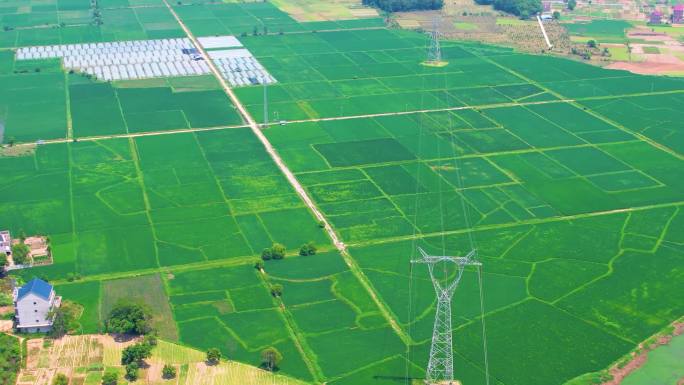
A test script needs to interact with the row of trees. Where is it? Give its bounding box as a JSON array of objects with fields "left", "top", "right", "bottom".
[
  {"left": 475, "top": 0, "right": 542, "bottom": 19},
  {"left": 261, "top": 242, "right": 318, "bottom": 261},
  {"left": 362, "top": 0, "right": 443, "bottom": 12}
]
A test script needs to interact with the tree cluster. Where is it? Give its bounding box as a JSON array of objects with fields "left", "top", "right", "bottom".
[
  {"left": 298, "top": 242, "right": 317, "bottom": 256},
  {"left": 11, "top": 243, "right": 29, "bottom": 265},
  {"left": 361, "top": 0, "right": 443, "bottom": 12},
  {"left": 261, "top": 243, "right": 286, "bottom": 261},
  {"left": 105, "top": 301, "right": 153, "bottom": 335},
  {"left": 475, "top": 0, "right": 541, "bottom": 18},
  {"left": 0, "top": 333, "right": 21, "bottom": 385},
  {"left": 121, "top": 335, "right": 156, "bottom": 381}
]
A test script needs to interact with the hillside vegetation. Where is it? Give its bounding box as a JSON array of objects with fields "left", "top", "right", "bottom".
[
  {"left": 476, "top": 0, "right": 542, "bottom": 18},
  {"left": 362, "top": 0, "right": 444, "bottom": 12}
]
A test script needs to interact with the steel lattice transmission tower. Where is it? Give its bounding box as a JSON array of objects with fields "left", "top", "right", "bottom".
[
  {"left": 411, "top": 247, "right": 481, "bottom": 384},
  {"left": 427, "top": 16, "right": 442, "bottom": 64}
]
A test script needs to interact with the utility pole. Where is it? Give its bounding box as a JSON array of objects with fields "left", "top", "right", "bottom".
[
  {"left": 263, "top": 81, "right": 268, "bottom": 127},
  {"left": 411, "top": 247, "right": 481, "bottom": 384}
]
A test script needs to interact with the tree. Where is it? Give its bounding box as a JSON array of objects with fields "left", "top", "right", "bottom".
[
  {"left": 298, "top": 242, "right": 317, "bottom": 256},
  {"left": 261, "top": 248, "right": 272, "bottom": 261},
  {"left": 49, "top": 307, "right": 70, "bottom": 338},
  {"left": 125, "top": 362, "right": 139, "bottom": 381},
  {"left": 567, "top": 0, "right": 576, "bottom": 10},
  {"left": 260, "top": 347, "right": 283, "bottom": 371},
  {"left": 105, "top": 300, "right": 152, "bottom": 335},
  {"left": 121, "top": 342, "right": 153, "bottom": 365},
  {"left": 52, "top": 374, "right": 69, "bottom": 385},
  {"left": 270, "top": 284, "right": 283, "bottom": 298},
  {"left": 206, "top": 348, "right": 221, "bottom": 365},
  {"left": 162, "top": 364, "right": 177, "bottom": 379},
  {"left": 271, "top": 243, "right": 286, "bottom": 260},
  {"left": 552, "top": 11, "right": 560, "bottom": 19},
  {"left": 0, "top": 254, "right": 7, "bottom": 271},
  {"left": 101, "top": 372, "right": 118, "bottom": 385},
  {"left": 587, "top": 39, "right": 597, "bottom": 48},
  {"left": 11, "top": 243, "right": 30, "bottom": 265}
]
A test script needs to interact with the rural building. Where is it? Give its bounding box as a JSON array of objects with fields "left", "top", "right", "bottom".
[
  {"left": 0, "top": 230, "right": 10, "bottom": 256},
  {"left": 13, "top": 278, "right": 61, "bottom": 333},
  {"left": 674, "top": 4, "right": 684, "bottom": 23},
  {"left": 649, "top": 10, "right": 663, "bottom": 24}
]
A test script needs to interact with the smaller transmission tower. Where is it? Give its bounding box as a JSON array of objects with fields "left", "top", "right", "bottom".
[
  {"left": 426, "top": 16, "right": 442, "bottom": 65},
  {"left": 411, "top": 247, "right": 481, "bottom": 385}
]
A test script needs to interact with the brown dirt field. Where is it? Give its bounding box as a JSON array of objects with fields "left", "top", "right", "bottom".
[
  {"left": 606, "top": 61, "right": 684, "bottom": 75},
  {"left": 602, "top": 321, "right": 684, "bottom": 385},
  {"left": 0, "top": 305, "right": 13, "bottom": 315},
  {"left": 0, "top": 320, "right": 13, "bottom": 332}
]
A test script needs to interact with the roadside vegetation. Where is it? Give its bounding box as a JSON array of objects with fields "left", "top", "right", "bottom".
[{"left": 0, "top": 333, "right": 20, "bottom": 385}]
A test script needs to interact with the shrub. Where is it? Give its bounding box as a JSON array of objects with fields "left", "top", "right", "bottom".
[
  {"left": 101, "top": 372, "right": 118, "bottom": 385},
  {"left": 206, "top": 348, "right": 221, "bottom": 365},
  {"left": 270, "top": 284, "right": 283, "bottom": 298},
  {"left": 162, "top": 364, "right": 177, "bottom": 379},
  {"left": 52, "top": 374, "right": 68, "bottom": 385},
  {"left": 260, "top": 347, "right": 283, "bottom": 371}
]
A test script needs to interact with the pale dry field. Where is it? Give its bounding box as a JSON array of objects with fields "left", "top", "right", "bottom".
[{"left": 17, "top": 335, "right": 308, "bottom": 385}]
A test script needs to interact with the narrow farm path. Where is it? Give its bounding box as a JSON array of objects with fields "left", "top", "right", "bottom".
[
  {"left": 161, "top": 0, "right": 413, "bottom": 377},
  {"left": 10, "top": 86, "right": 684, "bottom": 150}
]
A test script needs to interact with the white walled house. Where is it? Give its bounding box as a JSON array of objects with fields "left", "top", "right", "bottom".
[{"left": 13, "top": 278, "right": 61, "bottom": 333}]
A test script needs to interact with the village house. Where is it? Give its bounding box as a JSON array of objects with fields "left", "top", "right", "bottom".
[
  {"left": 650, "top": 10, "right": 663, "bottom": 24},
  {"left": 673, "top": 4, "right": 684, "bottom": 23},
  {"left": 13, "top": 278, "right": 61, "bottom": 333},
  {"left": 0, "top": 230, "right": 10, "bottom": 257}
]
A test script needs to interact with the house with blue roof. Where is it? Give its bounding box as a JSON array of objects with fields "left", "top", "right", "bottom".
[{"left": 13, "top": 278, "right": 61, "bottom": 333}]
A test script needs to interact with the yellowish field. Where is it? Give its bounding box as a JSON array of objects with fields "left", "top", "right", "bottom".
[
  {"left": 18, "top": 335, "right": 308, "bottom": 385},
  {"left": 269, "top": 0, "right": 378, "bottom": 21},
  {"left": 495, "top": 17, "right": 534, "bottom": 26}
]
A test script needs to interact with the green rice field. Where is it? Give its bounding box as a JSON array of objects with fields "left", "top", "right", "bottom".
[{"left": 1, "top": 2, "right": 683, "bottom": 385}]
